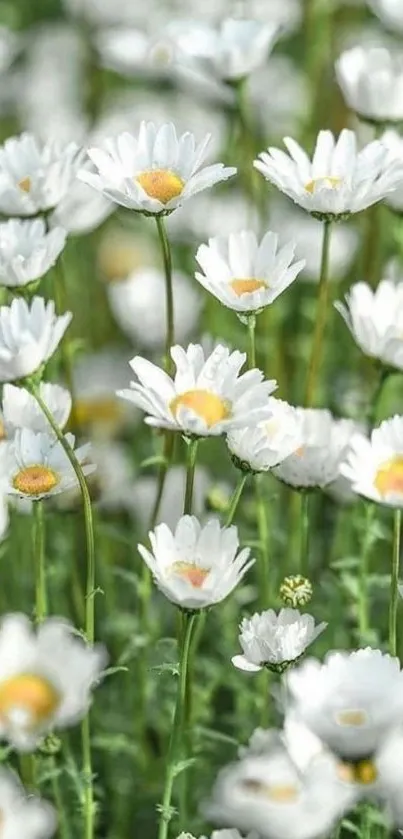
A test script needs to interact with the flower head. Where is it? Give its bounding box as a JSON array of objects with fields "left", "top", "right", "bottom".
[
  {"left": 227, "top": 397, "right": 303, "bottom": 473},
  {"left": 336, "top": 47, "right": 403, "bottom": 125},
  {"left": 280, "top": 576, "right": 313, "bottom": 608},
  {"left": 79, "top": 122, "right": 236, "bottom": 215},
  {"left": 138, "top": 515, "right": 254, "bottom": 610},
  {"left": 340, "top": 416, "right": 403, "bottom": 507},
  {"left": 0, "top": 297, "right": 72, "bottom": 383},
  {"left": 2, "top": 383, "right": 71, "bottom": 437},
  {"left": 335, "top": 280, "right": 403, "bottom": 371},
  {"left": 254, "top": 129, "right": 403, "bottom": 220},
  {"left": 195, "top": 231, "right": 305, "bottom": 314},
  {"left": 118, "top": 343, "right": 276, "bottom": 438},
  {"left": 232, "top": 609, "right": 327, "bottom": 674},
  {"left": 0, "top": 613, "right": 106, "bottom": 750},
  {"left": 0, "top": 768, "right": 56, "bottom": 837},
  {"left": 0, "top": 219, "right": 66, "bottom": 290}
]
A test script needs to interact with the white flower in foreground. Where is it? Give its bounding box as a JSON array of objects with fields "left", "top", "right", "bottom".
[
  {"left": 0, "top": 219, "right": 66, "bottom": 289},
  {"left": 0, "top": 613, "right": 106, "bottom": 750},
  {"left": 195, "top": 231, "right": 305, "bottom": 314},
  {"left": 381, "top": 131, "right": 403, "bottom": 213},
  {"left": 232, "top": 609, "right": 327, "bottom": 673},
  {"left": 129, "top": 464, "right": 212, "bottom": 529},
  {"left": 0, "top": 132, "right": 84, "bottom": 216},
  {"left": 2, "top": 428, "right": 95, "bottom": 501},
  {"left": 2, "top": 383, "right": 71, "bottom": 437},
  {"left": 72, "top": 347, "right": 138, "bottom": 438},
  {"left": 118, "top": 344, "right": 276, "bottom": 437},
  {"left": 227, "top": 398, "right": 303, "bottom": 473},
  {"left": 0, "top": 768, "right": 56, "bottom": 837},
  {"left": 107, "top": 266, "right": 202, "bottom": 349},
  {"left": 336, "top": 47, "right": 403, "bottom": 124},
  {"left": 286, "top": 648, "right": 403, "bottom": 760},
  {"left": 79, "top": 122, "right": 236, "bottom": 215},
  {"left": 254, "top": 129, "right": 403, "bottom": 220},
  {"left": 340, "top": 416, "right": 403, "bottom": 507},
  {"left": 272, "top": 409, "right": 356, "bottom": 490},
  {"left": 138, "top": 516, "right": 254, "bottom": 610},
  {"left": 0, "top": 297, "right": 72, "bottom": 383},
  {"left": 336, "top": 280, "right": 403, "bottom": 371},
  {"left": 368, "top": 0, "right": 403, "bottom": 33}
]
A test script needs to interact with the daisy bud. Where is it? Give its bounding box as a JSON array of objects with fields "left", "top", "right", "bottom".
[{"left": 279, "top": 575, "right": 313, "bottom": 608}]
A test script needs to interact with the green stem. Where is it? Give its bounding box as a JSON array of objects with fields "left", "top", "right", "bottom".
[
  {"left": 155, "top": 215, "right": 175, "bottom": 375},
  {"left": 226, "top": 474, "right": 248, "bottom": 526},
  {"left": 358, "top": 504, "right": 374, "bottom": 641},
  {"left": 367, "top": 369, "right": 389, "bottom": 428},
  {"left": 53, "top": 257, "right": 78, "bottom": 430},
  {"left": 304, "top": 220, "right": 332, "bottom": 406},
  {"left": 299, "top": 492, "right": 310, "bottom": 576},
  {"left": 183, "top": 439, "right": 199, "bottom": 515},
  {"left": 390, "top": 508, "right": 401, "bottom": 657},
  {"left": 157, "top": 612, "right": 197, "bottom": 839},
  {"left": 247, "top": 314, "right": 257, "bottom": 369},
  {"left": 256, "top": 474, "right": 270, "bottom": 609},
  {"left": 19, "top": 753, "right": 36, "bottom": 790},
  {"left": 33, "top": 500, "right": 47, "bottom": 623},
  {"left": 50, "top": 756, "right": 71, "bottom": 839}
]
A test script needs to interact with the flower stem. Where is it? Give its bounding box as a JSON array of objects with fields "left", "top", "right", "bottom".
[
  {"left": 53, "top": 256, "right": 78, "bottom": 430},
  {"left": 226, "top": 474, "right": 248, "bottom": 526},
  {"left": 157, "top": 611, "right": 197, "bottom": 839},
  {"left": 366, "top": 368, "right": 389, "bottom": 428},
  {"left": 299, "top": 492, "right": 310, "bottom": 575},
  {"left": 155, "top": 215, "right": 175, "bottom": 376},
  {"left": 304, "top": 220, "right": 332, "bottom": 406},
  {"left": 183, "top": 439, "right": 199, "bottom": 515},
  {"left": 247, "top": 314, "right": 257, "bottom": 369},
  {"left": 33, "top": 500, "right": 47, "bottom": 623},
  {"left": 358, "top": 504, "right": 374, "bottom": 641},
  {"left": 256, "top": 474, "right": 270, "bottom": 609},
  {"left": 390, "top": 508, "right": 401, "bottom": 657}
]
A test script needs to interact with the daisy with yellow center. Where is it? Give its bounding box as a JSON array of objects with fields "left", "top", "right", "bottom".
[
  {"left": 170, "top": 390, "right": 231, "bottom": 429},
  {"left": 136, "top": 169, "right": 184, "bottom": 205},
  {"left": 12, "top": 465, "right": 59, "bottom": 496},
  {"left": 341, "top": 417, "right": 403, "bottom": 507},
  {"left": 0, "top": 673, "right": 60, "bottom": 727}
]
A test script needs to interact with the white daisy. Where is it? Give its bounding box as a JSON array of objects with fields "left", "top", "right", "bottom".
[
  {"left": 2, "top": 428, "right": 95, "bottom": 501},
  {"left": 0, "top": 297, "right": 72, "bottom": 384},
  {"left": 195, "top": 231, "right": 305, "bottom": 314},
  {"left": 340, "top": 415, "right": 403, "bottom": 507},
  {"left": 286, "top": 648, "right": 403, "bottom": 760},
  {"left": 72, "top": 347, "right": 138, "bottom": 439},
  {"left": 167, "top": 190, "right": 255, "bottom": 244},
  {"left": 0, "top": 132, "right": 84, "bottom": 216},
  {"left": 50, "top": 168, "right": 113, "bottom": 236},
  {"left": 129, "top": 464, "right": 212, "bottom": 530},
  {"left": 118, "top": 343, "right": 277, "bottom": 437},
  {"left": 137, "top": 515, "right": 254, "bottom": 610},
  {"left": 336, "top": 47, "right": 403, "bottom": 124},
  {"left": 254, "top": 129, "right": 403, "bottom": 220},
  {"left": 368, "top": 0, "right": 403, "bottom": 33},
  {"left": 0, "top": 613, "right": 106, "bottom": 751},
  {"left": 335, "top": 280, "right": 403, "bottom": 370},
  {"left": 2, "top": 382, "right": 71, "bottom": 437},
  {"left": 272, "top": 409, "right": 357, "bottom": 490},
  {"left": 107, "top": 266, "right": 202, "bottom": 350},
  {"left": 382, "top": 131, "right": 403, "bottom": 213},
  {"left": 0, "top": 218, "right": 66, "bottom": 289},
  {"left": 0, "top": 768, "right": 56, "bottom": 838},
  {"left": 232, "top": 609, "right": 327, "bottom": 674},
  {"left": 227, "top": 397, "right": 303, "bottom": 473},
  {"left": 78, "top": 122, "right": 236, "bottom": 216}
]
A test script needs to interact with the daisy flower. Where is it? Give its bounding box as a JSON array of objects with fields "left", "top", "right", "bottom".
[
  {"left": 0, "top": 219, "right": 66, "bottom": 289},
  {"left": 50, "top": 167, "right": 113, "bottom": 236},
  {"left": 195, "top": 231, "right": 305, "bottom": 314},
  {"left": 0, "top": 297, "right": 72, "bottom": 384},
  {"left": 138, "top": 515, "right": 254, "bottom": 610},
  {"left": 2, "top": 428, "right": 95, "bottom": 501},
  {"left": 340, "top": 416, "right": 403, "bottom": 507},
  {"left": 227, "top": 397, "right": 303, "bottom": 473},
  {"left": 0, "top": 132, "right": 84, "bottom": 216},
  {"left": 78, "top": 121, "right": 236, "bottom": 216},
  {"left": 2, "top": 382, "right": 71, "bottom": 437},
  {"left": 0, "top": 613, "right": 106, "bottom": 750},
  {"left": 254, "top": 129, "right": 403, "bottom": 220},
  {"left": 336, "top": 47, "right": 403, "bottom": 124},
  {"left": 381, "top": 130, "right": 403, "bottom": 213},
  {"left": 232, "top": 609, "right": 327, "bottom": 674},
  {"left": 118, "top": 343, "right": 276, "bottom": 437},
  {"left": 335, "top": 280, "right": 403, "bottom": 371},
  {"left": 72, "top": 347, "right": 138, "bottom": 439},
  {"left": 0, "top": 768, "right": 56, "bottom": 837}
]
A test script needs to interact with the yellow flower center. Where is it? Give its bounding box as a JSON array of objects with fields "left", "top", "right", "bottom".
[
  {"left": 18, "top": 176, "right": 32, "bottom": 193},
  {"left": 136, "top": 169, "right": 184, "bottom": 205},
  {"left": 335, "top": 709, "right": 367, "bottom": 727},
  {"left": 305, "top": 176, "right": 342, "bottom": 194},
  {"left": 74, "top": 398, "right": 123, "bottom": 429},
  {"left": 170, "top": 389, "right": 231, "bottom": 428},
  {"left": 171, "top": 561, "right": 210, "bottom": 588},
  {"left": 13, "top": 465, "right": 59, "bottom": 496},
  {"left": 242, "top": 779, "right": 299, "bottom": 802},
  {"left": 337, "top": 760, "right": 377, "bottom": 786},
  {"left": 0, "top": 673, "right": 60, "bottom": 725},
  {"left": 229, "top": 278, "right": 267, "bottom": 297},
  {"left": 374, "top": 456, "right": 403, "bottom": 496}
]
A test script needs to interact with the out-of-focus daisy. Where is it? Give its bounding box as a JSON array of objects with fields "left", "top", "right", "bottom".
[
  {"left": 2, "top": 428, "right": 94, "bottom": 501},
  {"left": 138, "top": 515, "right": 254, "bottom": 610},
  {"left": 95, "top": 26, "right": 183, "bottom": 80},
  {"left": 61, "top": 0, "right": 155, "bottom": 26},
  {"left": 0, "top": 132, "right": 84, "bottom": 217},
  {"left": 79, "top": 122, "right": 236, "bottom": 215},
  {"left": 0, "top": 26, "right": 20, "bottom": 75},
  {"left": 250, "top": 56, "right": 310, "bottom": 139},
  {"left": 2, "top": 382, "right": 71, "bottom": 437},
  {"left": 55, "top": 440, "right": 135, "bottom": 513},
  {"left": 272, "top": 409, "right": 357, "bottom": 490},
  {"left": 0, "top": 219, "right": 66, "bottom": 290},
  {"left": 254, "top": 129, "right": 403, "bottom": 220},
  {"left": 286, "top": 648, "right": 403, "bottom": 760},
  {"left": 0, "top": 768, "right": 56, "bottom": 837},
  {"left": 340, "top": 416, "right": 403, "bottom": 507},
  {"left": 368, "top": 0, "right": 403, "bottom": 33},
  {"left": 97, "top": 227, "right": 156, "bottom": 282},
  {"left": 107, "top": 266, "right": 202, "bottom": 350},
  {"left": 336, "top": 280, "right": 403, "bottom": 371},
  {"left": 0, "top": 297, "right": 72, "bottom": 384},
  {"left": 72, "top": 348, "right": 138, "bottom": 438},
  {"left": 232, "top": 609, "right": 327, "bottom": 674},
  {"left": 167, "top": 190, "right": 255, "bottom": 244},
  {"left": 379, "top": 130, "right": 403, "bottom": 214},
  {"left": 195, "top": 231, "right": 305, "bottom": 314},
  {"left": 0, "top": 613, "right": 106, "bottom": 750},
  {"left": 50, "top": 168, "right": 113, "bottom": 236},
  {"left": 129, "top": 464, "right": 212, "bottom": 529},
  {"left": 227, "top": 398, "right": 302, "bottom": 473},
  {"left": 118, "top": 344, "right": 276, "bottom": 437},
  {"left": 336, "top": 47, "right": 403, "bottom": 124}
]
